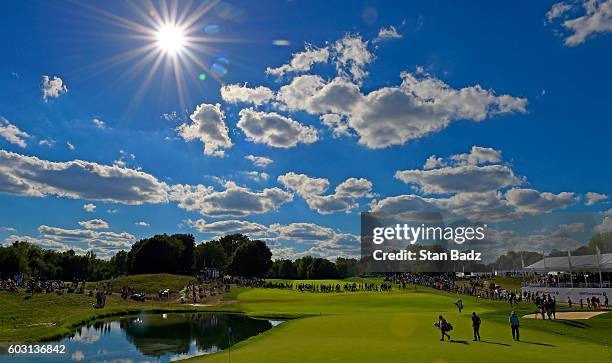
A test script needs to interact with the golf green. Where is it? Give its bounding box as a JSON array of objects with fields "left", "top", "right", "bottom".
[{"left": 186, "top": 286, "right": 610, "bottom": 363}]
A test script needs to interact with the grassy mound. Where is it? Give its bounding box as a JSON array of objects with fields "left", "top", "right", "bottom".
[{"left": 85, "top": 273, "right": 197, "bottom": 294}]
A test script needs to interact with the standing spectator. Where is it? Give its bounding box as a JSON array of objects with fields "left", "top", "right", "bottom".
[
  {"left": 471, "top": 312, "right": 481, "bottom": 341},
  {"left": 509, "top": 311, "right": 520, "bottom": 341}
]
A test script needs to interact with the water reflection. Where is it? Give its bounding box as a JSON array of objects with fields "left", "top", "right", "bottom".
[{"left": 4, "top": 313, "right": 280, "bottom": 362}]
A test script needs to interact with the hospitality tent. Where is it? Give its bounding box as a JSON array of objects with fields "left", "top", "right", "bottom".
[{"left": 523, "top": 252, "right": 612, "bottom": 272}]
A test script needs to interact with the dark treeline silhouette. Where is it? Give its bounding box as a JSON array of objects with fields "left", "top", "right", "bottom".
[
  {"left": 1, "top": 232, "right": 610, "bottom": 281},
  {"left": 268, "top": 256, "right": 359, "bottom": 279},
  {"left": 0, "top": 233, "right": 273, "bottom": 281}
]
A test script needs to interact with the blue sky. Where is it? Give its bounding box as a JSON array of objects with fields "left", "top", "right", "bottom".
[{"left": 0, "top": 0, "right": 610, "bottom": 260}]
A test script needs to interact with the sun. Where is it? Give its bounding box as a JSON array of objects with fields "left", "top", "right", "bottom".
[{"left": 155, "top": 24, "right": 186, "bottom": 54}]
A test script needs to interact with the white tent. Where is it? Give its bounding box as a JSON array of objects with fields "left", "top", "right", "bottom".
[{"left": 523, "top": 252, "right": 612, "bottom": 272}]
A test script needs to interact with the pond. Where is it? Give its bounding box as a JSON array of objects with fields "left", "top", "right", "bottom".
[{"left": 2, "top": 313, "right": 282, "bottom": 362}]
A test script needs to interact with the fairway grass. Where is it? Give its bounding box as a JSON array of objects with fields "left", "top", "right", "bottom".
[{"left": 187, "top": 286, "right": 611, "bottom": 363}]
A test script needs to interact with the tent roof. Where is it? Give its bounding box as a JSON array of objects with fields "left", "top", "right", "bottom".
[{"left": 523, "top": 252, "right": 612, "bottom": 272}]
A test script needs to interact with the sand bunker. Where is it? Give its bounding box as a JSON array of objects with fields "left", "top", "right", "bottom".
[{"left": 522, "top": 311, "right": 607, "bottom": 320}]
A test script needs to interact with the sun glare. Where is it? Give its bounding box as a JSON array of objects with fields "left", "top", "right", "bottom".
[
  {"left": 81, "top": 0, "right": 241, "bottom": 113},
  {"left": 156, "top": 25, "right": 185, "bottom": 54}
]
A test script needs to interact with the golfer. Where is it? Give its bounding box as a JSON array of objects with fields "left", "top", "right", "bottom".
[
  {"left": 509, "top": 311, "right": 520, "bottom": 341},
  {"left": 455, "top": 298, "right": 463, "bottom": 313},
  {"left": 471, "top": 312, "right": 481, "bottom": 341},
  {"left": 437, "top": 315, "right": 451, "bottom": 341}
]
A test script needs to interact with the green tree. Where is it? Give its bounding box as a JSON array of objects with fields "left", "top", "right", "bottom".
[
  {"left": 335, "top": 257, "right": 358, "bottom": 278},
  {"left": 218, "top": 234, "right": 250, "bottom": 257},
  {"left": 111, "top": 250, "right": 129, "bottom": 276},
  {"left": 308, "top": 258, "right": 338, "bottom": 279},
  {"left": 295, "top": 256, "right": 314, "bottom": 279},
  {"left": 230, "top": 240, "right": 272, "bottom": 277},
  {"left": 174, "top": 234, "right": 196, "bottom": 274},
  {"left": 194, "top": 241, "right": 227, "bottom": 271},
  {"left": 129, "top": 234, "right": 185, "bottom": 274}
]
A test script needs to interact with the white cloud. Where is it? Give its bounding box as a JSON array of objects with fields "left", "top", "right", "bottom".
[
  {"left": 345, "top": 72, "right": 527, "bottom": 149},
  {"left": 242, "top": 171, "right": 270, "bottom": 183},
  {"left": 278, "top": 172, "right": 372, "bottom": 214},
  {"left": 113, "top": 150, "right": 136, "bottom": 168},
  {"left": 0, "top": 149, "right": 169, "bottom": 205},
  {"left": 41, "top": 75, "right": 68, "bottom": 102},
  {"left": 0, "top": 117, "right": 30, "bottom": 148},
  {"left": 185, "top": 218, "right": 267, "bottom": 236},
  {"left": 505, "top": 188, "right": 578, "bottom": 213},
  {"left": 333, "top": 34, "right": 375, "bottom": 82},
  {"left": 5, "top": 224, "right": 135, "bottom": 259},
  {"left": 423, "top": 155, "right": 447, "bottom": 170},
  {"left": 83, "top": 203, "right": 96, "bottom": 212},
  {"left": 39, "top": 139, "right": 56, "bottom": 147},
  {"left": 395, "top": 164, "right": 521, "bottom": 194},
  {"left": 370, "top": 191, "right": 512, "bottom": 221},
  {"left": 373, "top": 25, "right": 403, "bottom": 42},
  {"left": 450, "top": 146, "right": 502, "bottom": 166},
  {"left": 135, "top": 221, "right": 150, "bottom": 227},
  {"left": 0, "top": 226, "right": 16, "bottom": 232},
  {"left": 169, "top": 181, "right": 292, "bottom": 217},
  {"left": 78, "top": 219, "right": 110, "bottom": 229},
  {"left": 66, "top": 141, "right": 75, "bottom": 150},
  {"left": 92, "top": 118, "right": 106, "bottom": 129},
  {"left": 177, "top": 103, "right": 233, "bottom": 157},
  {"left": 548, "top": 0, "right": 612, "bottom": 46},
  {"left": 220, "top": 84, "right": 274, "bottom": 105},
  {"left": 37, "top": 225, "right": 133, "bottom": 247},
  {"left": 237, "top": 108, "right": 318, "bottom": 148},
  {"left": 245, "top": 155, "right": 274, "bottom": 168},
  {"left": 371, "top": 146, "right": 578, "bottom": 221},
  {"left": 594, "top": 210, "right": 612, "bottom": 233},
  {"left": 161, "top": 111, "right": 180, "bottom": 121},
  {"left": 266, "top": 44, "right": 330, "bottom": 77},
  {"left": 275, "top": 72, "right": 526, "bottom": 149},
  {"left": 278, "top": 76, "right": 362, "bottom": 115},
  {"left": 585, "top": 192, "right": 608, "bottom": 205},
  {"left": 320, "top": 114, "right": 351, "bottom": 138},
  {"left": 555, "top": 222, "right": 586, "bottom": 234},
  {"left": 277, "top": 172, "right": 330, "bottom": 197},
  {"left": 546, "top": 2, "right": 573, "bottom": 23}
]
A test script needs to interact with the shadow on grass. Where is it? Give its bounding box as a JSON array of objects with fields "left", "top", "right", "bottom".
[
  {"left": 479, "top": 340, "right": 511, "bottom": 347},
  {"left": 519, "top": 340, "right": 556, "bottom": 347},
  {"left": 553, "top": 320, "right": 591, "bottom": 329},
  {"left": 449, "top": 340, "right": 470, "bottom": 345}
]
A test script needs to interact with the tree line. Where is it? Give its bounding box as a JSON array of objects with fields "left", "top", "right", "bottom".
[{"left": 1, "top": 231, "right": 610, "bottom": 281}]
